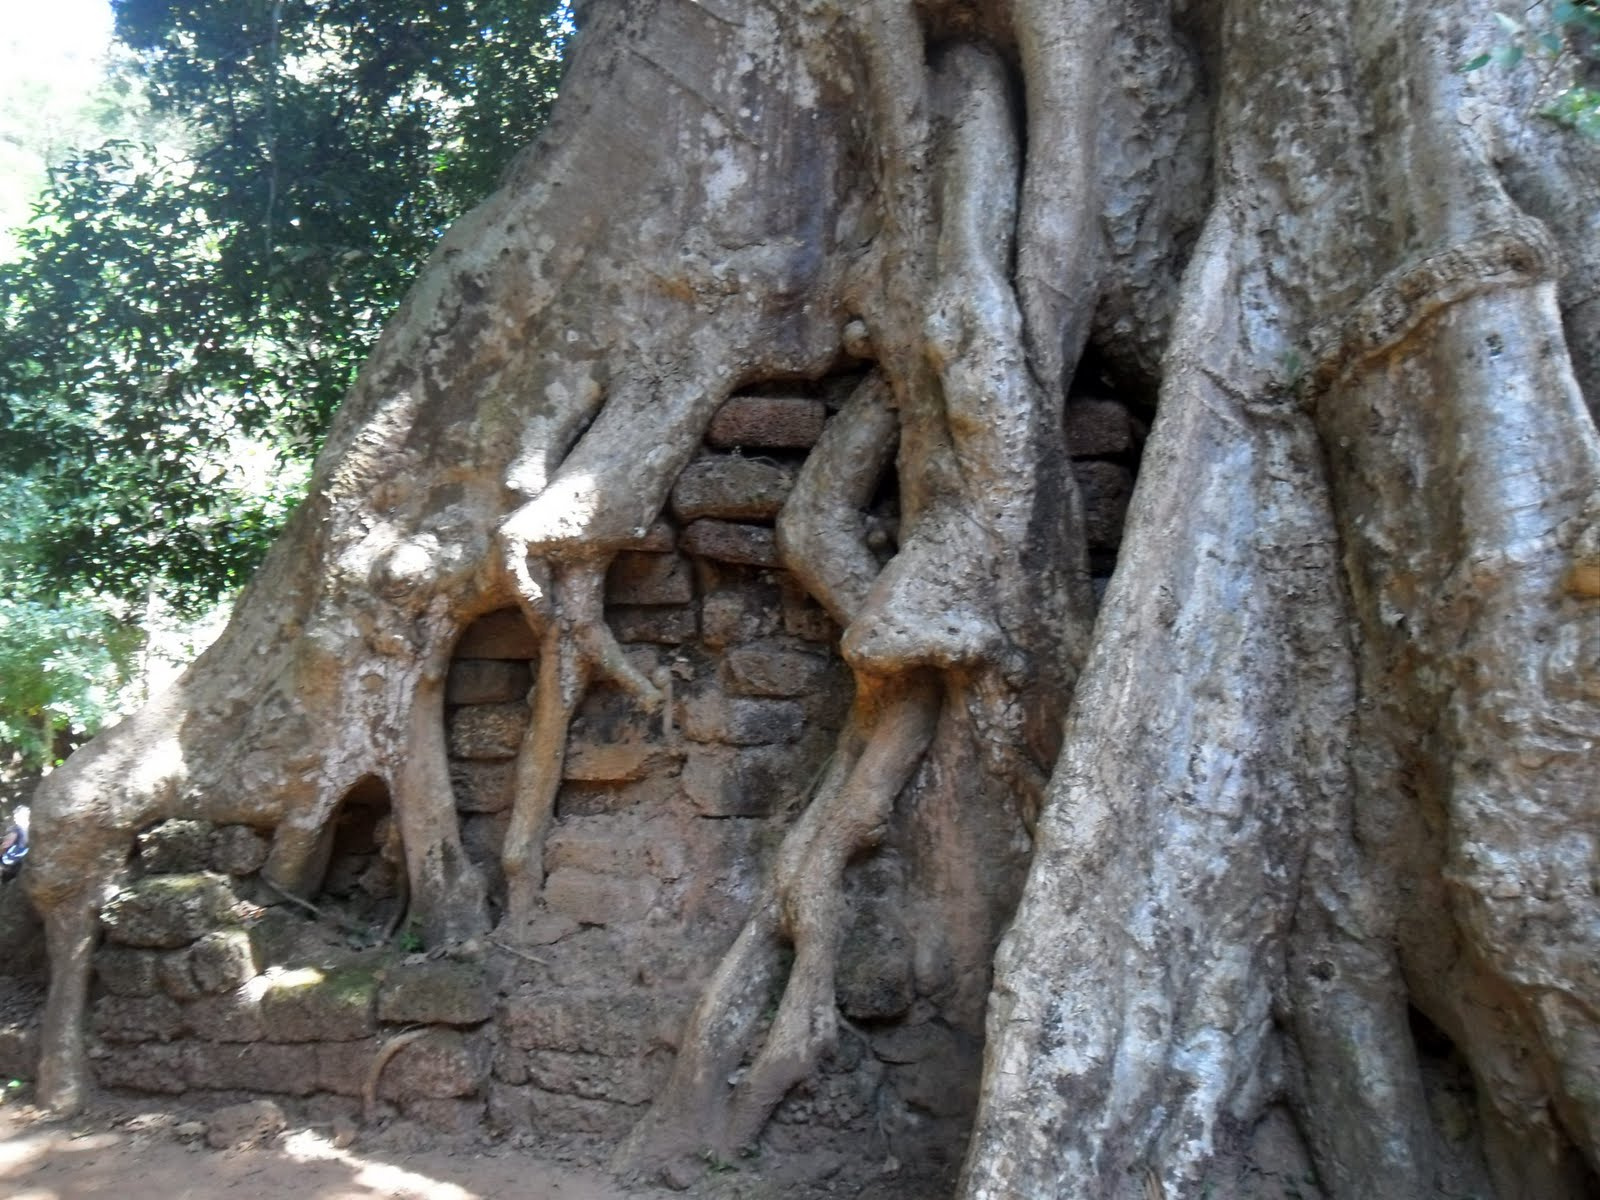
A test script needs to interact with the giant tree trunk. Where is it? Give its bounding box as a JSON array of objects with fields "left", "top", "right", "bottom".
[{"left": 25, "top": 1, "right": 1600, "bottom": 1197}]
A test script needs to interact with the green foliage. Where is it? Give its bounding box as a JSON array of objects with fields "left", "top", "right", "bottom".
[
  {"left": 3, "top": 0, "right": 570, "bottom": 612},
  {"left": 0, "top": 2, "right": 571, "bottom": 766},
  {"left": 1462, "top": 1, "right": 1600, "bottom": 138}
]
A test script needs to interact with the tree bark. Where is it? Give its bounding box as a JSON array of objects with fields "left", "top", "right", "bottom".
[{"left": 24, "top": 1, "right": 1600, "bottom": 1196}]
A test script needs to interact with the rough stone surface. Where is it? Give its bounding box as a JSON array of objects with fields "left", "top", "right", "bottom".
[
  {"left": 186, "top": 981, "right": 269, "bottom": 1042},
  {"left": 545, "top": 818, "right": 684, "bottom": 881},
  {"left": 707, "top": 396, "right": 827, "bottom": 450},
  {"left": 185, "top": 1041, "right": 319, "bottom": 1095},
  {"left": 205, "top": 1099, "right": 287, "bottom": 1149},
  {"left": 838, "top": 912, "right": 915, "bottom": 1022},
  {"left": 377, "top": 1029, "right": 488, "bottom": 1100},
  {"left": 404, "top": 1096, "right": 488, "bottom": 1134},
  {"left": 701, "top": 581, "right": 782, "bottom": 648},
  {"left": 605, "top": 552, "right": 695, "bottom": 607},
  {"left": 156, "top": 950, "right": 201, "bottom": 1001},
  {"left": 681, "top": 744, "right": 826, "bottom": 818},
  {"left": 780, "top": 577, "right": 839, "bottom": 644},
  {"left": 96, "top": 947, "right": 160, "bottom": 997},
  {"left": 378, "top": 960, "right": 493, "bottom": 1027},
  {"left": 258, "top": 967, "right": 378, "bottom": 1042},
  {"left": 608, "top": 605, "right": 698, "bottom": 645},
  {"left": 446, "top": 702, "right": 529, "bottom": 760},
  {"left": 92, "top": 1042, "right": 188, "bottom": 1094},
  {"left": 619, "top": 519, "right": 677, "bottom": 552},
  {"left": 137, "top": 820, "right": 216, "bottom": 874},
  {"left": 314, "top": 1040, "right": 375, "bottom": 1097},
  {"left": 101, "top": 874, "right": 238, "bottom": 949},
  {"left": 670, "top": 456, "right": 795, "bottom": 522},
  {"left": 189, "top": 929, "right": 259, "bottom": 994},
  {"left": 521, "top": 1048, "right": 669, "bottom": 1106},
  {"left": 445, "top": 659, "right": 532, "bottom": 705},
  {"left": 501, "top": 990, "right": 673, "bottom": 1057},
  {"left": 208, "top": 825, "right": 271, "bottom": 876},
  {"left": 489, "top": 1082, "right": 643, "bottom": 1139},
  {"left": 543, "top": 867, "right": 657, "bottom": 925},
  {"left": 722, "top": 640, "right": 830, "bottom": 697},
  {"left": 453, "top": 609, "right": 538, "bottom": 659},
  {"left": 448, "top": 759, "right": 517, "bottom": 814},
  {"left": 681, "top": 691, "right": 805, "bottom": 746},
  {"left": 680, "top": 519, "right": 780, "bottom": 567},
  {"left": 1065, "top": 397, "right": 1137, "bottom": 457},
  {"left": 93, "top": 994, "right": 185, "bottom": 1043},
  {"left": 561, "top": 736, "right": 672, "bottom": 783},
  {"left": 1072, "top": 459, "right": 1135, "bottom": 550}
]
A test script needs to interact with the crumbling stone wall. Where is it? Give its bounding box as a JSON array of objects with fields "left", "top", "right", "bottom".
[{"left": 78, "top": 382, "right": 1143, "bottom": 1165}]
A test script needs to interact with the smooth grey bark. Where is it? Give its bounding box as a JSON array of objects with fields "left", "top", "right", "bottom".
[{"left": 23, "top": 1, "right": 1600, "bottom": 1197}]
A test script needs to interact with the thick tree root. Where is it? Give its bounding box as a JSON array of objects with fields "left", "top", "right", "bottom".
[{"left": 617, "top": 681, "right": 937, "bottom": 1171}]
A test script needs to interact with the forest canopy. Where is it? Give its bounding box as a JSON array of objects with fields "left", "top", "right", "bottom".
[{"left": 0, "top": 0, "right": 571, "bottom": 765}]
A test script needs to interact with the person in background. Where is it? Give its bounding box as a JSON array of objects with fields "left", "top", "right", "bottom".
[{"left": 1, "top": 805, "right": 29, "bottom": 881}]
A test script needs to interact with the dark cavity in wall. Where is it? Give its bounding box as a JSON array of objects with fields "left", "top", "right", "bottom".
[{"left": 1065, "top": 346, "right": 1150, "bottom": 598}]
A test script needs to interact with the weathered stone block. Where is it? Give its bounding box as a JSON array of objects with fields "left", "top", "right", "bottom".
[
  {"left": 683, "top": 745, "right": 816, "bottom": 817},
  {"left": 96, "top": 946, "right": 161, "bottom": 997},
  {"left": 780, "top": 577, "right": 839, "bottom": 644},
  {"left": 190, "top": 928, "right": 259, "bottom": 994},
  {"left": 1065, "top": 397, "right": 1137, "bottom": 457},
  {"left": 449, "top": 759, "right": 517, "bottom": 813},
  {"left": 93, "top": 1042, "right": 188, "bottom": 1094},
  {"left": 0, "top": 1025, "right": 38, "bottom": 1080},
  {"left": 138, "top": 820, "right": 216, "bottom": 874},
  {"left": 523, "top": 1048, "right": 667, "bottom": 1106},
  {"left": 619, "top": 519, "right": 677, "bottom": 552},
  {"left": 701, "top": 580, "right": 782, "bottom": 648},
  {"left": 101, "top": 873, "right": 237, "bottom": 949},
  {"left": 671, "top": 456, "right": 795, "bottom": 522},
  {"left": 680, "top": 519, "right": 780, "bottom": 567},
  {"left": 185, "top": 1040, "right": 319, "bottom": 1095},
  {"left": 605, "top": 552, "right": 694, "bottom": 607},
  {"left": 157, "top": 950, "right": 201, "bottom": 1000},
  {"left": 608, "top": 604, "right": 698, "bottom": 644},
  {"left": 501, "top": 989, "right": 669, "bottom": 1056},
  {"left": 1073, "top": 459, "right": 1135, "bottom": 551},
  {"left": 378, "top": 960, "right": 492, "bottom": 1027},
  {"left": 877, "top": 1026, "right": 980, "bottom": 1119},
  {"left": 562, "top": 736, "right": 671, "bottom": 783},
  {"left": 187, "top": 980, "right": 269, "bottom": 1042},
  {"left": 544, "top": 817, "right": 684, "bottom": 881},
  {"left": 405, "top": 1096, "right": 488, "bottom": 1134},
  {"left": 681, "top": 692, "right": 805, "bottom": 746},
  {"left": 526, "top": 1086, "right": 642, "bottom": 1137},
  {"left": 209, "top": 825, "right": 270, "bottom": 876},
  {"left": 707, "top": 396, "right": 827, "bottom": 450},
  {"left": 447, "top": 701, "right": 528, "bottom": 760},
  {"left": 460, "top": 811, "right": 509, "bottom": 869},
  {"left": 206, "top": 1098, "right": 286, "bottom": 1149},
  {"left": 453, "top": 609, "right": 538, "bottom": 659},
  {"left": 259, "top": 966, "right": 377, "bottom": 1042},
  {"left": 445, "top": 659, "right": 531, "bottom": 705},
  {"left": 556, "top": 775, "right": 676, "bottom": 818},
  {"left": 838, "top": 915, "right": 914, "bottom": 1022},
  {"left": 93, "top": 994, "right": 185, "bottom": 1043},
  {"left": 314, "top": 1039, "right": 374, "bottom": 1096},
  {"left": 723, "top": 641, "right": 830, "bottom": 697},
  {"left": 378, "top": 1029, "right": 487, "bottom": 1100},
  {"left": 544, "top": 867, "right": 657, "bottom": 925}
]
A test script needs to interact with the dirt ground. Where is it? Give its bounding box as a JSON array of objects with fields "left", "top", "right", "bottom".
[{"left": 0, "top": 1090, "right": 689, "bottom": 1200}]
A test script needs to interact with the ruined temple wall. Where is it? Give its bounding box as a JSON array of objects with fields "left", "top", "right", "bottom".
[{"left": 75, "top": 381, "right": 1143, "bottom": 1162}]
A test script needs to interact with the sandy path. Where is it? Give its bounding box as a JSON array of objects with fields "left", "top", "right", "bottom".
[{"left": 0, "top": 1100, "right": 678, "bottom": 1200}]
